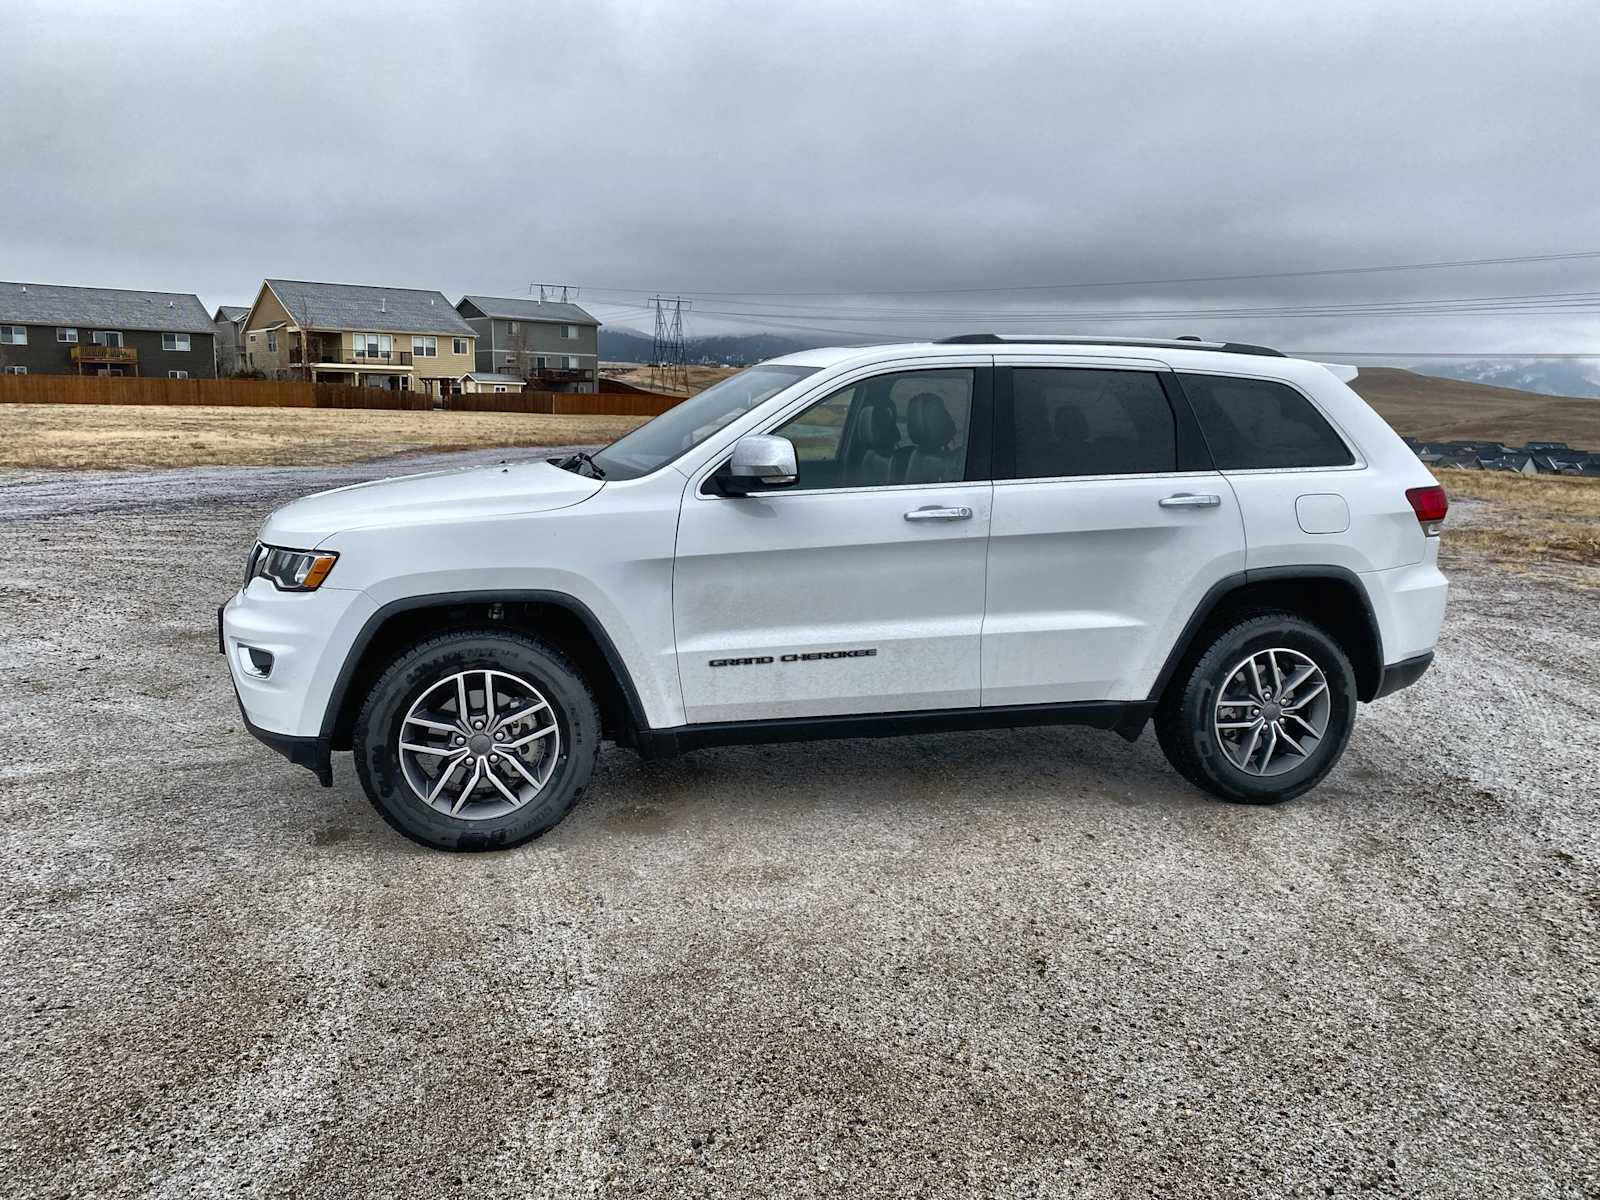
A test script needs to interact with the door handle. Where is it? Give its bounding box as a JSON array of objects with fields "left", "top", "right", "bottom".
[
  {"left": 1159, "top": 493, "right": 1222, "bottom": 509},
  {"left": 904, "top": 505, "right": 974, "bottom": 522}
]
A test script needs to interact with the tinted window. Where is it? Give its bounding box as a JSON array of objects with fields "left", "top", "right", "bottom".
[
  {"left": 1011, "top": 369, "right": 1176, "bottom": 478},
  {"left": 1179, "top": 374, "right": 1354, "bottom": 470},
  {"left": 591, "top": 364, "right": 818, "bottom": 479},
  {"left": 773, "top": 369, "right": 973, "bottom": 490}
]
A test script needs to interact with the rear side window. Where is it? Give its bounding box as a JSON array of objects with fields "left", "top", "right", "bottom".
[
  {"left": 1011, "top": 368, "right": 1176, "bottom": 478},
  {"left": 1179, "top": 374, "right": 1354, "bottom": 470}
]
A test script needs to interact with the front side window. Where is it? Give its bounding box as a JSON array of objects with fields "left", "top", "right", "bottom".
[
  {"left": 592, "top": 364, "right": 820, "bottom": 481},
  {"left": 1, "top": 325, "right": 28, "bottom": 345},
  {"left": 1011, "top": 368, "right": 1177, "bottom": 478},
  {"left": 414, "top": 335, "right": 438, "bottom": 357},
  {"left": 1178, "top": 374, "right": 1354, "bottom": 470},
  {"left": 162, "top": 333, "right": 191, "bottom": 351},
  {"left": 772, "top": 368, "right": 974, "bottom": 490},
  {"left": 57, "top": 328, "right": 78, "bottom": 343}
]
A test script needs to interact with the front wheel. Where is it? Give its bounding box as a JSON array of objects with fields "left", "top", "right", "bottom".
[
  {"left": 353, "top": 629, "right": 600, "bottom": 850},
  {"left": 1156, "top": 612, "right": 1356, "bottom": 804}
]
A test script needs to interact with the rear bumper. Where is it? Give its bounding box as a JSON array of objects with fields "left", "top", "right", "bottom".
[{"left": 1372, "top": 650, "right": 1433, "bottom": 701}]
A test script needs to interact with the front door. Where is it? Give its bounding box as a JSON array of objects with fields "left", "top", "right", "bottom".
[
  {"left": 674, "top": 364, "right": 993, "bottom": 724},
  {"left": 981, "top": 361, "right": 1247, "bottom": 705}
]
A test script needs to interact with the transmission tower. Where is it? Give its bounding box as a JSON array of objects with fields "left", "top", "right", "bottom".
[
  {"left": 649, "top": 296, "right": 690, "bottom": 392},
  {"left": 530, "top": 282, "right": 579, "bottom": 303}
]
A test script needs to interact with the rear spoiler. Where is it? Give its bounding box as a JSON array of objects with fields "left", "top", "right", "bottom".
[{"left": 1319, "top": 362, "right": 1359, "bottom": 383}]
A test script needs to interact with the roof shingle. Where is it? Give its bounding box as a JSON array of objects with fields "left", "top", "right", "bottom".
[
  {"left": 263, "top": 279, "right": 476, "bottom": 336},
  {"left": 459, "top": 295, "right": 599, "bottom": 326},
  {"left": 0, "top": 281, "right": 214, "bottom": 334}
]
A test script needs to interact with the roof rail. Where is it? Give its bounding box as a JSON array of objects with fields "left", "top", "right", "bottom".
[{"left": 935, "top": 333, "right": 1285, "bottom": 358}]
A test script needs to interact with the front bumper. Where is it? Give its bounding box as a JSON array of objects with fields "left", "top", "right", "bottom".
[{"left": 219, "top": 582, "right": 377, "bottom": 787}]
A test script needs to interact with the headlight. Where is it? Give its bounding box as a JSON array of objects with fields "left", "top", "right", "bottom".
[{"left": 248, "top": 543, "right": 339, "bottom": 592}]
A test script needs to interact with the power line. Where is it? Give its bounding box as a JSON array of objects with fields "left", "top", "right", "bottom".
[{"left": 581, "top": 247, "right": 1600, "bottom": 301}]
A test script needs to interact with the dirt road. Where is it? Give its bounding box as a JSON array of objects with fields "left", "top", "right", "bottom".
[{"left": 1, "top": 455, "right": 1595, "bottom": 1198}]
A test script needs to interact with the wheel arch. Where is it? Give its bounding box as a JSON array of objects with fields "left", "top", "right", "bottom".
[
  {"left": 1150, "top": 566, "right": 1385, "bottom": 704},
  {"left": 322, "top": 590, "right": 652, "bottom": 752}
]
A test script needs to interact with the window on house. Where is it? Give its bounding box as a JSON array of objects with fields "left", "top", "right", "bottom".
[
  {"left": 248, "top": 333, "right": 257, "bottom": 344},
  {"left": 354, "top": 333, "right": 393, "bottom": 360},
  {"left": 161, "top": 333, "right": 191, "bottom": 351},
  {"left": 561, "top": 324, "right": 577, "bottom": 339},
  {"left": 564, "top": 355, "right": 580, "bottom": 369},
  {"left": 57, "top": 328, "right": 78, "bottom": 343},
  {"left": 168, "top": 370, "right": 189, "bottom": 379},
  {"left": 0, "top": 326, "right": 27, "bottom": 345},
  {"left": 266, "top": 331, "right": 277, "bottom": 352},
  {"left": 93, "top": 330, "right": 123, "bottom": 347},
  {"left": 508, "top": 321, "right": 519, "bottom": 334},
  {"left": 3, "top": 365, "right": 26, "bottom": 375},
  {"left": 535, "top": 355, "right": 547, "bottom": 369},
  {"left": 493, "top": 385, "right": 507, "bottom": 393},
  {"left": 413, "top": 336, "right": 438, "bottom": 357},
  {"left": 453, "top": 337, "right": 468, "bottom": 355}
]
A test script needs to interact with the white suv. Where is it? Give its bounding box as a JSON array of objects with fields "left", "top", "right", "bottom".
[{"left": 221, "top": 335, "right": 1449, "bottom": 850}]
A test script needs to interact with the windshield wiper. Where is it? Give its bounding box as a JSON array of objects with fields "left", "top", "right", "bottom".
[{"left": 551, "top": 451, "right": 606, "bottom": 479}]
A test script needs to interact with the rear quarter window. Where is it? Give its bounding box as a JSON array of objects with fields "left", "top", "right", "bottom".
[{"left": 1178, "top": 374, "right": 1355, "bottom": 470}]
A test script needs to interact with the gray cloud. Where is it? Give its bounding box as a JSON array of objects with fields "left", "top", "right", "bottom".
[{"left": 2, "top": 0, "right": 1598, "bottom": 354}]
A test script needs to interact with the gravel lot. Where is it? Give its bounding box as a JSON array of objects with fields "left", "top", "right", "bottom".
[{"left": 2, "top": 455, "right": 1597, "bottom": 1199}]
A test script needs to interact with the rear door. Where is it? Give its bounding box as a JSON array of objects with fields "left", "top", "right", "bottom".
[
  {"left": 980, "top": 358, "right": 1247, "bottom": 705},
  {"left": 674, "top": 359, "right": 994, "bottom": 724}
]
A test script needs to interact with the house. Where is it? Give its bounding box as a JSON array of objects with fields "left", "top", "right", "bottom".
[
  {"left": 0, "top": 281, "right": 216, "bottom": 378},
  {"left": 213, "top": 305, "right": 249, "bottom": 375},
  {"left": 460, "top": 372, "right": 527, "bottom": 395},
  {"left": 241, "top": 279, "right": 476, "bottom": 396},
  {"left": 455, "top": 296, "right": 600, "bottom": 393}
]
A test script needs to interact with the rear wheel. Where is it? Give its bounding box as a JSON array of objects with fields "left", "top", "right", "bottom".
[
  {"left": 1156, "top": 612, "right": 1356, "bottom": 804},
  {"left": 353, "top": 629, "right": 600, "bottom": 850}
]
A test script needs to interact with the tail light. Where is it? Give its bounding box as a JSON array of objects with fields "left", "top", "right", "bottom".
[{"left": 1406, "top": 485, "right": 1448, "bottom": 536}]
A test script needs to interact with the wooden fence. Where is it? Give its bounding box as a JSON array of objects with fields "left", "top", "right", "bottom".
[
  {"left": 447, "top": 389, "right": 685, "bottom": 417},
  {"left": 0, "top": 374, "right": 429, "bottom": 410}
]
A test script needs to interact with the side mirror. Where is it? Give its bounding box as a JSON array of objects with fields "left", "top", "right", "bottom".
[{"left": 717, "top": 434, "right": 798, "bottom": 495}]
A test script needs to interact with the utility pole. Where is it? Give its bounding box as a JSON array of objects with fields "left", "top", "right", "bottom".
[{"left": 649, "top": 296, "right": 690, "bottom": 392}]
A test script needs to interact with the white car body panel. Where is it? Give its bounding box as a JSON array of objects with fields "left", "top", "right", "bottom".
[{"left": 222, "top": 338, "right": 1448, "bottom": 756}]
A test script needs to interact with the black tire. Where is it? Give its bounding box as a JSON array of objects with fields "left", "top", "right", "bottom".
[
  {"left": 1155, "top": 612, "right": 1356, "bottom": 805},
  {"left": 353, "top": 628, "right": 600, "bottom": 851}
]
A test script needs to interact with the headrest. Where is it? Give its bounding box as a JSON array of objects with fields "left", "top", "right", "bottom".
[
  {"left": 907, "top": 392, "right": 956, "bottom": 450},
  {"left": 862, "top": 397, "right": 900, "bottom": 453}
]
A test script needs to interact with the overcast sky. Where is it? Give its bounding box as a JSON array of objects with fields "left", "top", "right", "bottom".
[{"left": 3, "top": 0, "right": 1598, "bottom": 354}]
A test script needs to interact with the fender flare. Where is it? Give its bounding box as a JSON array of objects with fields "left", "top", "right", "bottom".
[
  {"left": 1146, "top": 565, "right": 1385, "bottom": 703},
  {"left": 318, "top": 589, "right": 654, "bottom": 747}
]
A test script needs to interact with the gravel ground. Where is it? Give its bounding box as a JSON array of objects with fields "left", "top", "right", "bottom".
[{"left": 1, "top": 456, "right": 1597, "bottom": 1199}]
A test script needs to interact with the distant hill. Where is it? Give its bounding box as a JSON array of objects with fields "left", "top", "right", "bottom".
[
  {"left": 1407, "top": 358, "right": 1600, "bottom": 401},
  {"left": 1349, "top": 368, "right": 1600, "bottom": 447}
]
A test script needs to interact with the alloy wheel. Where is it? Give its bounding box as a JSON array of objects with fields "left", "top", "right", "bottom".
[
  {"left": 398, "top": 669, "right": 562, "bottom": 820},
  {"left": 1212, "top": 647, "right": 1331, "bottom": 777}
]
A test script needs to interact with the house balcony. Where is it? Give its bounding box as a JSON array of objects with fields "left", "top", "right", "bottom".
[
  {"left": 291, "top": 347, "right": 414, "bottom": 368},
  {"left": 529, "top": 366, "right": 596, "bottom": 385},
  {"left": 71, "top": 345, "right": 139, "bottom": 367}
]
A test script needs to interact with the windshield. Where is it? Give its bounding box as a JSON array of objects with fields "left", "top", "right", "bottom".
[{"left": 589, "top": 365, "right": 821, "bottom": 480}]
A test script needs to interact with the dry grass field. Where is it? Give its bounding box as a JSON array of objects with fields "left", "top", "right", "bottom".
[
  {"left": 1437, "top": 469, "right": 1600, "bottom": 568},
  {"left": 1350, "top": 367, "right": 1600, "bottom": 446},
  {"left": 609, "top": 364, "right": 741, "bottom": 396},
  {"left": 0, "top": 404, "right": 647, "bottom": 470}
]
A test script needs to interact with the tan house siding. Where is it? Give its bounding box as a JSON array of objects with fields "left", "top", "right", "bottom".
[{"left": 240, "top": 281, "right": 475, "bottom": 391}]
